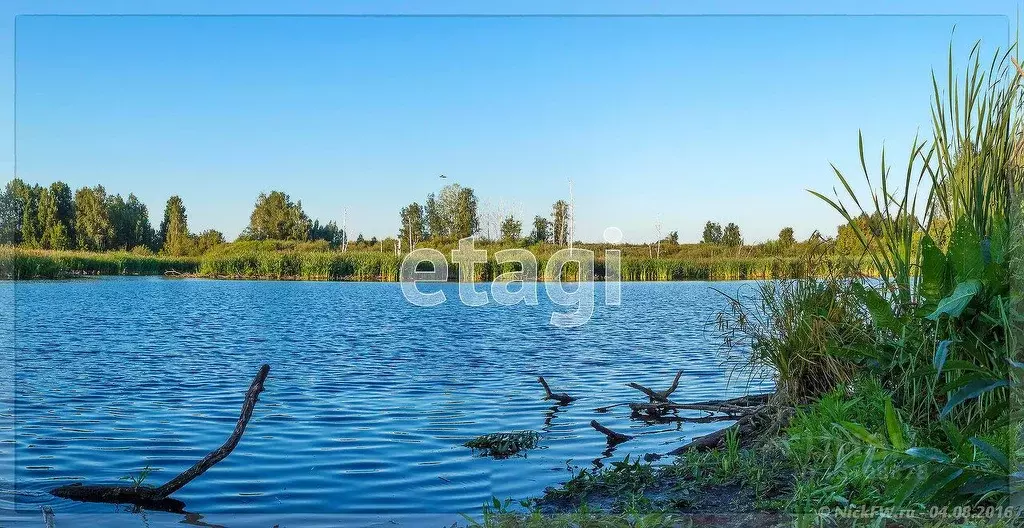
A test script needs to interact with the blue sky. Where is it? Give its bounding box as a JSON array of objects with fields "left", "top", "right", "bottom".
[{"left": 5, "top": 2, "right": 1021, "bottom": 243}]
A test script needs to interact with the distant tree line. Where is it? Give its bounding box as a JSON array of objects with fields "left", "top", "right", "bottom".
[
  {"left": 1, "top": 177, "right": 851, "bottom": 256},
  {"left": 0, "top": 179, "right": 344, "bottom": 256},
  {"left": 398, "top": 185, "right": 580, "bottom": 247}
]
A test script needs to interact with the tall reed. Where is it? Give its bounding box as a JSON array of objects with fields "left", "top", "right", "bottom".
[{"left": 0, "top": 246, "right": 199, "bottom": 279}]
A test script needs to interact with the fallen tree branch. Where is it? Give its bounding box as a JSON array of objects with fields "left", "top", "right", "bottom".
[
  {"left": 629, "top": 402, "right": 761, "bottom": 416},
  {"left": 666, "top": 405, "right": 792, "bottom": 455},
  {"left": 51, "top": 364, "right": 271, "bottom": 511},
  {"left": 537, "top": 376, "right": 576, "bottom": 404},
  {"left": 590, "top": 420, "right": 632, "bottom": 445},
  {"left": 626, "top": 370, "right": 682, "bottom": 402}
]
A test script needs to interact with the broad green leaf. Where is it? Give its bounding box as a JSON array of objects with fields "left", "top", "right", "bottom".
[
  {"left": 940, "top": 378, "right": 1011, "bottom": 418},
  {"left": 905, "top": 447, "right": 951, "bottom": 463},
  {"left": 948, "top": 221, "right": 984, "bottom": 282},
  {"left": 959, "top": 475, "right": 1010, "bottom": 495},
  {"left": 933, "top": 340, "right": 952, "bottom": 381},
  {"left": 919, "top": 234, "right": 948, "bottom": 306},
  {"left": 891, "top": 473, "right": 921, "bottom": 507},
  {"left": 852, "top": 282, "right": 899, "bottom": 331},
  {"left": 969, "top": 437, "right": 1011, "bottom": 472},
  {"left": 926, "top": 279, "right": 982, "bottom": 321},
  {"left": 988, "top": 218, "right": 1007, "bottom": 265},
  {"left": 840, "top": 421, "right": 882, "bottom": 447},
  {"left": 884, "top": 399, "right": 906, "bottom": 450},
  {"left": 915, "top": 467, "right": 964, "bottom": 502}
]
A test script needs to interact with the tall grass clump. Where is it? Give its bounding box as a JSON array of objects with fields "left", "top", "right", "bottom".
[
  {"left": 716, "top": 275, "right": 872, "bottom": 404},
  {"left": 0, "top": 246, "right": 199, "bottom": 279},
  {"left": 198, "top": 249, "right": 400, "bottom": 281},
  {"left": 764, "top": 43, "right": 1024, "bottom": 517},
  {"left": 705, "top": 43, "right": 1024, "bottom": 523}
]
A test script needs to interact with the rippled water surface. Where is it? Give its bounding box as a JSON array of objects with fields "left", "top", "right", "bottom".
[{"left": 0, "top": 278, "right": 770, "bottom": 526}]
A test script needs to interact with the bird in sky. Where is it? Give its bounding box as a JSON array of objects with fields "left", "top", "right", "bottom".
[{"left": 439, "top": 174, "right": 447, "bottom": 179}]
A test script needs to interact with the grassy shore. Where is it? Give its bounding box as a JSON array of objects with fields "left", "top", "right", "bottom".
[
  {"left": 0, "top": 246, "right": 199, "bottom": 279},
  {"left": 1, "top": 242, "right": 871, "bottom": 282},
  {"left": 460, "top": 45, "right": 1024, "bottom": 528}
]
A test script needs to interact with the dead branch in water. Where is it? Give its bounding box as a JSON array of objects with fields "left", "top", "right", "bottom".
[
  {"left": 667, "top": 405, "right": 793, "bottom": 455},
  {"left": 537, "top": 376, "right": 576, "bottom": 404},
  {"left": 629, "top": 401, "right": 761, "bottom": 417},
  {"left": 626, "top": 370, "right": 682, "bottom": 402},
  {"left": 51, "top": 364, "right": 271, "bottom": 511},
  {"left": 590, "top": 420, "right": 632, "bottom": 445}
]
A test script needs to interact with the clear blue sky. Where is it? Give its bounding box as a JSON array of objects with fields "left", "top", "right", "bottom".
[{"left": 5, "top": 2, "right": 1020, "bottom": 243}]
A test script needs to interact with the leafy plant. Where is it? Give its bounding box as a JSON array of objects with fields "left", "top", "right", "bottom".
[
  {"left": 118, "top": 465, "right": 155, "bottom": 490},
  {"left": 464, "top": 431, "right": 540, "bottom": 459}
]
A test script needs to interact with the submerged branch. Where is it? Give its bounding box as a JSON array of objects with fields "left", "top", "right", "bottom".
[
  {"left": 51, "top": 364, "right": 271, "bottom": 510},
  {"left": 626, "top": 370, "right": 683, "bottom": 402},
  {"left": 590, "top": 420, "right": 633, "bottom": 445},
  {"left": 537, "top": 376, "right": 576, "bottom": 404}
]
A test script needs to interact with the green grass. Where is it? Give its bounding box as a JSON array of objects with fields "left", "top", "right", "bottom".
[
  {"left": 461, "top": 41, "right": 1024, "bottom": 527},
  {"left": 0, "top": 246, "right": 199, "bottom": 279},
  {"left": 197, "top": 250, "right": 402, "bottom": 281}
]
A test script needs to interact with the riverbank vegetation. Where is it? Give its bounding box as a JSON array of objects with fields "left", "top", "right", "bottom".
[
  {"left": 1, "top": 149, "right": 890, "bottom": 282},
  {"left": 0, "top": 240, "right": 870, "bottom": 281},
  {"left": 462, "top": 44, "right": 1024, "bottom": 527}
]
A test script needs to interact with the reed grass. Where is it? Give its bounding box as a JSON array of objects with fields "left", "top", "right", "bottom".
[
  {"left": 0, "top": 246, "right": 199, "bottom": 279},
  {"left": 3, "top": 244, "right": 873, "bottom": 283},
  {"left": 198, "top": 251, "right": 402, "bottom": 281}
]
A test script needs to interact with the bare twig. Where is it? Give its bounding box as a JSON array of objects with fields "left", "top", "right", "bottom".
[
  {"left": 590, "top": 420, "right": 633, "bottom": 445},
  {"left": 626, "top": 370, "right": 682, "bottom": 402},
  {"left": 537, "top": 376, "right": 576, "bottom": 404},
  {"left": 51, "top": 364, "right": 271, "bottom": 511}
]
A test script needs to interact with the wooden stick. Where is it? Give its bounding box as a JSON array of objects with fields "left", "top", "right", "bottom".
[
  {"left": 626, "top": 370, "right": 682, "bottom": 402},
  {"left": 590, "top": 420, "right": 632, "bottom": 445},
  {"left": 156, "top": 364, "right": 269, "bottom": 496},
  {"left": 629, "top": 402, "right": 761, "bottom": 416},
  {"left": 51, "top": 364, "right": 271, "bottom": 509},
  {"left": 537, "top": 376, "right": 576, "bottom": 404}
]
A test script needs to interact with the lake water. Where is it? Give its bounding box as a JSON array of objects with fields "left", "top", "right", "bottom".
[{"left": 0, "top": 278, "right": 771, "bottom": 526}]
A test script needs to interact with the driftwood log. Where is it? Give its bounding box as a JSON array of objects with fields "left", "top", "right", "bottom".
[
  {"left": 626, "top": 370, "right": 682, "bottom": 402},
  {"left": 51, "top": 364, "right": 271, "bottom": 512},
  {"left": 590, "top": 420, "right": 632, "bottom": 445},
  {"left": 537, "top": 376, "right": 576, "bottom": 404},
  {"left": 668, "top": 404, "right": 792, "bottom": 455}
]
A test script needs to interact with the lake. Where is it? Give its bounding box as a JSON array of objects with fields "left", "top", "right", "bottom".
[{"left": 0, "top": 278, "right": 771, "bottom": 526}]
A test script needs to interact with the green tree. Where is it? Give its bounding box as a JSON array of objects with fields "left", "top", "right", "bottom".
[
  {"left": 243, "top": 191, "right": 311, "bottom": 241},
  {"left": 310, "top": 220, "right": 344, "bottom": 248},
  {"left": 702, "top": 221, "right": 723, "bottom": 244},
  {"left": 37, "top": 186, "right": 70, "bottom": 250},
  {"left": 424, "top": 194, "right": 443, "bottom": 240},
  {"left": 159, "top": 195, "right": 192, "bottom": 256},
  {"left": 424, "top": 184, "right": 478, "bottom": 240},
  {"left": 108, "top": 193, "right": 155, "bottom": 250},
  {"left": 500, "top": 215, "right": 522, "bottom": 242},
  {"left": 453, "top": 186, "right": 479, "bottom": 239},
  {"left": 74, "top": 186, "right": 114, "bottom": 251},
  {"left": 49, "top": 182, "right": 74, "bottom": 242},
  {"left": 0, "top": 180, "right": 24, "bottom": 244},
  {"left": 666, "top": 231, "right": 680, "bottom": 245},
  {"left": 13, "top": 181, "right": 42, "bottom": 247},
  {"left": 551, "top": 200, "right": 569, "bottom": 245},
  {"left": 530, "top": 215, "right": 550, "bottom": 243},
  {"left": 778, "top": 227, "right": 795, "bottom": 248},
  {"left": 399, "top": 202, "right": 427, "bottom": 247},
  {"left": 194, "top": 229, "right": 225, "bottom": 254},
  {"left": 722, "top": 222, "right": 743, "bottom": 247}
]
